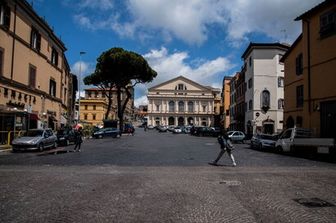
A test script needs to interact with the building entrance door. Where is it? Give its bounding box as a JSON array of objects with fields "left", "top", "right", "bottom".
[
  {"left": 178, "top": 117, "right": 184, "bottom": 126},
  {"left": 320, "top": 100, "right": 336, "bottom": 139}
]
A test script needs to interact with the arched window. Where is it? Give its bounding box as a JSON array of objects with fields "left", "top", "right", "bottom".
[
  {"left": 178, "top": 101, "right": 184, "bottom": 112},
  {"left": 188, "top": 101, "right": 194, "bottom": 112},
  {"left": 169, "top": 101, "right": 175, "bottom": 112},
  {"left": 261, "top": 90, "right": 270, "bottom": 112}
]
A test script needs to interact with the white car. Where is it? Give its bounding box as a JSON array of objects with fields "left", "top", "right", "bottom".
[
  {"left": 173, "top": 127, "right": 182, "bottom": 134},
  {"left": 227, "top": 131, "right": 245, "bottom": 143}
]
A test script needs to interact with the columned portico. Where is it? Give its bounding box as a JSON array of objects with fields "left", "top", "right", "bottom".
[{"left": 147, "top": 76, "right": 220, "bottom": 127}]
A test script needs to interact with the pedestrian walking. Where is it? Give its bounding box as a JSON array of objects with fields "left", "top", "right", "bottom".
[
  {"left": 73, "top": 127, "right": 83, "bottom": 152},
  {"left": 209, "top": 129, "right": 236, "bottom": 167}
]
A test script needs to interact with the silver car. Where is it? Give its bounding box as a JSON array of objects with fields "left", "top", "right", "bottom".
[
  {"left": 250, "top": 134, "right": 278, "bottom": 150},
  {"left": 227, "top": 131, "right": 245, "bottom": 143},
  {"left": 12, "top": 129, "right": 57, "bottom": 152}
]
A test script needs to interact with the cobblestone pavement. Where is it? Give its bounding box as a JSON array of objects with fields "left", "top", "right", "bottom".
[{"left": 1, "top": 128, "right": 336, "bottom": 222}]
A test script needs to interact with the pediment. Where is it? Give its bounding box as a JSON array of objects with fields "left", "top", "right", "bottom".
[{"left": 149, "top": 76, "right": 211, "bottom": 92}]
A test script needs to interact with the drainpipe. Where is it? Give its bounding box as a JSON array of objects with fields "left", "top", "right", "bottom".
[
  {"left": 10, "top": 1, "right": 17, "bottom": 80},
  {"left": 305, "top": 19, "right": 312, "bottom": 115}
]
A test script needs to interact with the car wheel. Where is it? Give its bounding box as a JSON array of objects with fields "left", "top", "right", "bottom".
[
  {"left": 258, "top": 143, "right": 263, "bottom": 150},
  {"left": 276, "top": 146, "right": 283, "bottom": 153},
  {"left": 38, "top": 143, "right": 44, "bottom": 152},
  {"left": 99, "top": 135, "right": 103, "bottom": 139}
]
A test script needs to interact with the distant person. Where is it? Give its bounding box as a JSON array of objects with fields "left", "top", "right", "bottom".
[
  {"left": 144, "top": 124, "right": 147, "bottom": 132},
  {"left": 209, "top": 129, "right": 236, "bottom": 167},
  {"left": 73, "top": 127, "right": 83, "bottom": 152}
]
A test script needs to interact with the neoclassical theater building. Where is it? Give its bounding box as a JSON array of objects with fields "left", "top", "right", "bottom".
[{"left": 147, "top": 76, "right": 220, "bottom": 127}]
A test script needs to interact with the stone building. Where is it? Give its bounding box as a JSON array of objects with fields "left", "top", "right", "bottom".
[
  {"left": 221, "top": 76, "right": 232, "bottom": 129},
  {"left": 281, "top": 0, "right": 336, "bottom": 138},
  {"left": 0, "top": 0, "right": 73, "bottom": 144},
  {"left": 242, "top": 43, "right": 289, "bottom": 135},
  {"left": 80, "top": 87, "right": 134, "bottom": 126},
  {"left": 147, "top": 76, "right": 220, "bottom": 127}
]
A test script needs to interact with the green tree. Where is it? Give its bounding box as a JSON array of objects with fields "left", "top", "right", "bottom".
[{"left": 84, "top": 47, "right": 157, "bottom": 131}]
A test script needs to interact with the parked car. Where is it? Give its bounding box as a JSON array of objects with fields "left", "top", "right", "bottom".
[
  {"left": 147, "top": 125, "right": 155, "bottom": 130},
  {"left": 173, "top": 127, "right": 183, "bottom": 134},
  {"left": 227, "top": 131, "right": 245, "bottom": 143},
  {"left": 92, "top": 128, "right": 121, "bottom": 139},
  {"left": 250, "top": 134, "right": 278, "bottom": 150},
  {"left": 193, "top": 127, "right": 217, "bottom": 137},
  {"left": 56, "top": 129, "right": 76, "bottom": 146},
  {"left": 123, "top": 124, "right": 135, "bottom": 134},
  {"left": 157, "top": 125, "right": 168, "bottom": 132},
  {"left": 275, "top": 127, "right": 335, "bottom": 154},
  {"left": 12, "top": 128, "right": 57, "bottom": 152}
]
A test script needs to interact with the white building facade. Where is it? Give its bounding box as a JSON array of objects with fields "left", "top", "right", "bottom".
[
  {"left": 242, "top": 43, "right": 289, "bottom": 135},
  {"left": 147, "top": 76, "right": 220, "bottom": 127}
]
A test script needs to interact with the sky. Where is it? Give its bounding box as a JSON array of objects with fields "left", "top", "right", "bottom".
[{"left": 31, "top": 0, "right": 323, "bottom": 107}]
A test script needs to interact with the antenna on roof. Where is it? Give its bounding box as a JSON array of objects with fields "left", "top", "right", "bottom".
[{"left": 281, "top": 29, "right": 288, "bottom": 43}]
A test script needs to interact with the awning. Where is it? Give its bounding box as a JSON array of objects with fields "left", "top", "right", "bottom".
[{"left": 29, "top": 113, "right": 39, "bottom": 120}]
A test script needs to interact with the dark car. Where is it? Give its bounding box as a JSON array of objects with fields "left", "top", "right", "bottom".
[
  {"left": 56, "top": 129, "right": 76, "bottom": 146},
  {"left": 123, "top": 124, "right": 135, "bottom": 134},
  {"left": 93, "top": 128, "right": 121, "bottom": 139},
  {"left": 193, "top": 127, "right": 217, "bottom": 137}
]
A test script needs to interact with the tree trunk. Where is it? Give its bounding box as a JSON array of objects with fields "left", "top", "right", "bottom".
[{"left": 117, "top": 87, "right": 123, "bottom": 132}]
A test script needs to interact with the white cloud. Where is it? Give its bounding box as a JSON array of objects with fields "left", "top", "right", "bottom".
[
  {"left": 72, "top": 0, "right": 323, "bottom": 46},
  {"left": 224, "top": 0, "right": 323, "bottom": 45},
  {"left": 134, "top": 95, "right": 148, "bottom": 108},
  {"left": 143, "top": 47, "right": 234, "bottom": 87},
  {"left": 71, "top": 61, "right": 90, "bottom": 76}
]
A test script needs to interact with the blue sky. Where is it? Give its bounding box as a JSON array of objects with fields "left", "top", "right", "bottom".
[{"left": 32, "top": 0, "right": 323, "bottom": 107}]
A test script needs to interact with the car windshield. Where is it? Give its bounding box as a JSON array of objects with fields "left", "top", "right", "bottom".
[
  {"left": 260, "top": 134, "right": 274, "bottom": 140},
  {"left": 57, "top": 130, "right": 69, "bottom": 135},
  {"left": 26, "top": 130, "right": 43, "bottom": 137}
]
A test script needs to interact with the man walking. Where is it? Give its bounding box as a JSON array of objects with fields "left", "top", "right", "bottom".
[
  {"left": 209, "top": 129, "right": 236, "bottom": 167},
  {"left": 73, "top": 127, "right": 83, "bottom": 152}
]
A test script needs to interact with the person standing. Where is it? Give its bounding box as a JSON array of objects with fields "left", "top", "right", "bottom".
[
  {"left": 209, "top": 129, "right": 236, "bottom": 167},
  {"left": 73, "top": 127, "right": 83, "bottom": 152}
]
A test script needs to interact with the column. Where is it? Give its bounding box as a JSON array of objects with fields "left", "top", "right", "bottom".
[
  {"left": 175, "top": 116, "right": 178, "bottom": 126},
  {"left": 175, "top": 101, "right": 178, "bottom": 112}
]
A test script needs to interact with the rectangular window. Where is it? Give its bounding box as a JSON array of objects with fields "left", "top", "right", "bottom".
[
  {"left": 248, "top": 78, "right": 252, "bottom": 88},
  {"left": 30, "top": 27, "right": 41, "bottom": 51},
  {"left": 93, "top": 105, "right": 96, "bottom": 110},
  {"left": 249, "top": 100, "right": 253, "bottom": 110},
  {"left": 92, "top": 114, "right": 96, "bottom": 120},
  {"left": 278, "top": 99, "right": 284, "bottom": 109},
  {"left": 156, "top": 105, "right": 160, "bottom": 111},
  {"left": 51, "top": 47, "right": 58, "bottom": 66},
  {"left": 295, "top": 53, "right": 303, "bottom": 75},
  {"left": 49, "top": 79, "right": 56, "bottom": 97},
  {"left": 28, "top": 65, "right": 36, "bottom": 88},
  {"left": 178, "top": 84, "right": 184, "bottom": 90},
  {"left": 320, "top": 10, "right": 336, "bottom": 38},
  {"left": 85, "top": 105, "right": 88, "bottom": 110},
  {"left": 64, "top": 88, "right": 67, "bottom": 103},
  {"left": 0, "top": 48, "right": 3, "bottom": 76},
  {"left": 84, "top": 114, "right": 87, "bottom": 120},
  {"left": 278, "top": 77, "right": 284, "bottom": 87},
  {"left": 296, "top": 85, "right": 304, "bottom": 107},
  {"left": 0, "top": 3, "right": 10, "bottom": 29}
]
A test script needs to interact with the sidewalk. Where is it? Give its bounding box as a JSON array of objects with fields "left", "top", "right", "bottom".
[{"left": 0, "top": 144, "right": 12, "bottom": 152}]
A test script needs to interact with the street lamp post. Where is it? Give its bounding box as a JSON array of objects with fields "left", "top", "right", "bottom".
[{"left": 78, "top": 51, "right": 86, "bottom": 124}]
